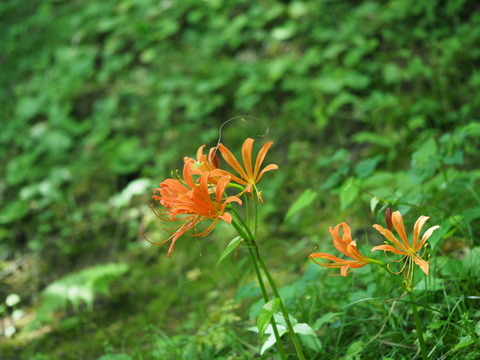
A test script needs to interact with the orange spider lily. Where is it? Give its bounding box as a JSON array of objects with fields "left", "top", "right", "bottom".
[
  {"left": 151, "top": 164, "right": 241, "bottom": 257},
  {"left": 372, "top": 211, "right": 439, "bottom": 284},
  {"left": 184, "top": 144, "right": 221, "bottom": 177},
  {"left": 309, "top": 222, "right": 381, "bottom": 277},
  {"left": 217, "top": 138, "right": 278, "bottom": 201}
]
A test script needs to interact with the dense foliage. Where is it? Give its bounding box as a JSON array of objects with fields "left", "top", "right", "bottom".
[{"left": 1, "top": 0, "right": 479, "bottom": 359}]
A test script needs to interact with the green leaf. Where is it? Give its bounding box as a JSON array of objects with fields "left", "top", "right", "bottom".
[
  {"left": 217, "top": 236, "right": 243, "bottom": 265},
  {"left": 354, "top": 155, "right": 383, "bottom": 179},
  {"left": 370, "top": 196, "right": 379, "bottom": 213},
  {"left": 285, "top": 189, "right": 317, "bottom": 221},
  {"left": 344, "top": 340, "right": 364, "bottom": 359},
  {"left": 340, "top": 177, "right": 360, "bottom": 211},
  {"left": 428, "top": 215, "right": 463, "bottom": 251},
  {"left": 0, "top": 200, "right": 29, "bottom": 224},
  {"left": 463, "top": 247, "right": 480, "bottom": 277},
  {"left": 257, "top": 298, "right": 280, "bottom": 338},
  {"left": 236, "top": 283, "right": 261, "bottom": 304},
  {"left": 260, "top": 329, "right": 287, "bottom": 355},
  {"left": 452, "top": 336, "right": 475, "bottom": 351},
  {"left": 296, "top": 323, "right": 322, "bottom": 352},
  {"left": 293, "top": 323, "right": 316, "bottom": 336},
  {"left": 33, "top": 263, "right": 129, "bottom": 325},
  {"left": 313, "top": 312, "right": 342, "bottom": 330}
]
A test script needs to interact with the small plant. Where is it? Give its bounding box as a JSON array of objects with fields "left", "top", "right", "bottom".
[
  {"left": 309, "top": 209, "right": 440, "bottom": 359},
  {"left": 150, "top": 137, "right": 307, "bottom": 359},
  {"left": 33, "top": 263, "right": 129, "bottom": 326}
]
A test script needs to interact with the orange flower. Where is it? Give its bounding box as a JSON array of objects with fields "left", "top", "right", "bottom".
[
  {"left": 184, "top": 144, "right": 220, "bottom": 177},
  {"left": 309, "top": 222, "right": 380, "bottom": 277},
  {"left": 372, "top": 211, "right": 439, "bottom": 283},
  {"left": 217, "top": 138, "right": 278, "bottom": 201},
  {"left": 151, "top": 164, "right": 241, "bottom": 257}
]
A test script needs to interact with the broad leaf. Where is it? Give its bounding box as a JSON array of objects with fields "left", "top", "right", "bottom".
[
  {"left": 217, "top": 236, "right": 243, "bottom": 265},
  {"left": 257, "top": 298, "right": 280, "bottom": 338},
  {"left": 285, "top": 189, "right": 317, "bottom": 221}
]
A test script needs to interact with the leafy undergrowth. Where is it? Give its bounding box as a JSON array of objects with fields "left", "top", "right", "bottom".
[{"left": 2, "top": 229, "right": 480, "bottom": 359}]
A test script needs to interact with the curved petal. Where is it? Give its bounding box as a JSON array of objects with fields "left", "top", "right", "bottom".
[
  {"left": 340, "top": 222, "right": 352, "bottom": 244},
  {"left": 371, "top": 244, "right": 406, "bottom": 255},
  {"left": 417, "top": 225, "right": 440, "bottom": 249},
  {"left": 413, "top": 215, "right": 429, "bottom": 248},
  {"left": 219, "top": 212, "right": 233, "bottom": 224},
  {"left": 329, "top": 224, "right": 349, "bottom": 255},
  {"left": 413, "top": 256, "right": 429, "bottom": 275},
  {"left": 309, "top": 252, "right": 345, "bottom": 263},
  {"left": 167, "top": 220, "right": 196, "bottom": 257},
  {"left": 255, "top": 164, "right": 279, "bottom": 183},
  {"left": 196, "top": 145, "right": 206, "bottom": 160},
  {"left": 224, "top": 195, "right": 242, "bottom": 205},
  {"left": 254, "top": 141, "right": 274, "bottom": 178},
  {"left": 346, "top": 243, "right": 371, "bottom": 263},
  {"left": 182, "top": 162, "right": 197, "bottom": 189},
  {"left": 241, "top": 138, "right": 254, "bottom": 179},
  {"left": 214, "top": 175, "right": 231, "bottom": 205},
  {"left": 373, "top": 224, "right": 408, "bottom": 252},
  {"left": 392, "top": 211, "right": 409, "bottom": 246},
  {"left": 218, "top": 144, "right": 248, "bottom": 180},
  {"left": 340, "top": 265, "right": 350, "bottom": 277}
]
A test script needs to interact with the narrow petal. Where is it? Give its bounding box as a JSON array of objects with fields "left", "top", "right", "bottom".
[
  {"left": 371, "top": 244, "right": 406, "bottom": 255},
  {"left": 182, "top": 162, "right": 197, "bottom": 189},
  {"left": 413, "top": 215, "right": 429, "bottom": 248},
  {"left": 340, "top": 265, "right": 349, "bottom": 277},
  {"left": 413, "top": 256, "right": 429, "bottom": 275},
  {"left": 167, "top": 220, "right": 196, "bottom": 257},
  {"left": 329, "top": 224, "right": 349, "bottom": 255},
  {"left": 196, "top": 145, "right": 206, "bottom": 160},
  {"left": 340, "top": 222, "right": 352, "bottom": 243},
  {"left": 253, "top": 142, "right": 274, "bottom": 178},
  {"left": 218, "top": 144, "right": 248, "bottom": 180},
  {"left": 219, "top": 212, "right": 233, "bottom": 224},
  {"left": 255, "top": 164, "right": 279, "bottom": 183},
  {"left": 417, "top": 225, "right": 440, "bottom": 249},
  {"left": 214, "top": 175, "right": 231, "bottom": 205},
  {"left": 391, "top": 211, "right": 409, "bottom": 247},
  {"left": 309, "top": 252, "right": 346, "bottom": 263},
  {"left": 373, "top": 224, "right": 408, "bottom": 252},
  {"left": 241, "top": 138, "right": 254, "bottom": 179}
]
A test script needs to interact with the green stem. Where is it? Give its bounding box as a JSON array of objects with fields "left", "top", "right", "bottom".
[
  {"left": 378, "top": 264, "right": 428, "bottom": 359},
  {"left": 232, "top": 207, "right": 306, "bottom": 359},
  {"left": 230, "top": 219, "right": 287, "bottom": 360},
  {"left": 409, "top": 291, "right": 429, "bottom": 360},
  {"left": 247, "top": 246, "right": 288, "bottom": 360},
  {"left": 254, "top": 244, "right": 307, "bottom": 360}
]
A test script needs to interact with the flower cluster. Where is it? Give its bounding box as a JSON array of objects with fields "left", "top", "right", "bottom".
[
  {"left": 309, "top": 210, "right": 439, "bottom": 288},
  {"left": 150, "top": 138, "right": 278, "bottom": 257}
]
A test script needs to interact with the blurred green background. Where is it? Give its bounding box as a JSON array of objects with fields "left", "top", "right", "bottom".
[{"left": 1, "top": 0, "right": 479, "bottom": 359}]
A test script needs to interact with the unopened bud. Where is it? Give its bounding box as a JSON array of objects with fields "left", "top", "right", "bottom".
[{"left": 385, "top": 208, "right": 393, "bottom": 231}]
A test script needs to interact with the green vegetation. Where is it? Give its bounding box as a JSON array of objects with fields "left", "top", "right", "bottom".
[{"left": 1, "top": 0, "right": 479, "bottom": 359}]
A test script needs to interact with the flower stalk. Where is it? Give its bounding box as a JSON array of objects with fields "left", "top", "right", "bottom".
[
  {"left": 232, "top": 207, "right": 305, "bottom": 359},
  {"left": 409, "top": 291, "right": 429, "bottom": 360},
  {"left": 230, "top": 219, "right": 288, "bottom": 360},
  {"left": 254, "top": 243, "right": 306, "bottom": 360}
]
